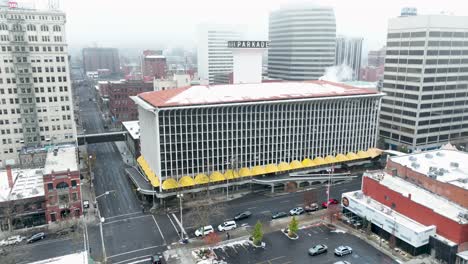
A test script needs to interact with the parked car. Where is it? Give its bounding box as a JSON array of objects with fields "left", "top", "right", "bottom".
[
  {"left": 0, "top": 235, "right": 25, "bottom": 246},
  {"left": 305, "top": 203, "right": 319, "bottom": 212},
  {"left": 289, "top": 207, "right": 304, "bottom": 216},
  {"left": 271, "top": 212, "right": 288, "bottom": 219},
  {"left": 234, "top": 211, "right": 252, "bottom": 221},
  {"left": 334, "top": 246, "right": 353, "bottom": 256},
  {"left": 151, "top": 253, "right": 164, "bottom": 264},
  {"left": 308, "top": 244, "right": 328, "bottom": 256},
  {"left": 218, "top": 221, "right": 237, "bottom": 232},
  {"left": 194, "top": 225, "right": 214, "bottom": 237},
  {"left": 27, "top": 232, "right": 46, "bottom": 243},
  {"left": 322, "top": 198, "right": 339, "bottom": 208},
  {"left": 334, "top": 261, "right": 351, "bottom": 264}
]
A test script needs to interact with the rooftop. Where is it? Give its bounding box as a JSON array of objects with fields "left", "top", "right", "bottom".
[
  {"left": 0, "top": 168, "right": 44, "bottom": 202},
  {"left": 138, "top": 80, "right": 380, "bottom": 108},
  {"left": 366, "top": 171, "right": 468, "bottom": 224},
  {"left": 389, "top": 149, "right": 468, "bottom": 190},
  {"left": 43, "top": 145, "right": 78, "bottom": 175},
  {"left": 122, "top": 121, "right": 140, "bottom": 140},
  {"left": 145, "top": 55, "right": 166, "bottom": 59}
]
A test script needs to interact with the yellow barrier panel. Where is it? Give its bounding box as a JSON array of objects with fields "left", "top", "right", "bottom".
[
  {"left": 335, "top": 154, "right": 348, "bottom": 162},
  {"left": 346, "top": 152, "right": 359, "bottom": 160},
  {"left": 357, "top": 150, "right": 370, "bottom": 159},
  {"left": 301, "top": 158, "right": 314, "bottom": 167}
]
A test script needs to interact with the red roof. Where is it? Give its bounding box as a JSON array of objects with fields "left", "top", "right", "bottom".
[{"left": 138, "top": 80, "right": 378, "bottom": 108}]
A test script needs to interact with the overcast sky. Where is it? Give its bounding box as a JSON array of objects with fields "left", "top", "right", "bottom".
[{"left": 53, "top": 0, "right": 468, "bottom": 55}]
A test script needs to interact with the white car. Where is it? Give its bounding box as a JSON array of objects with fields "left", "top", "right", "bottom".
[
  {"left": 289, "top": 207, "right": 304, "bottom": 216},
  {"left": 334, "top": 246, "right": 353, "bottom": 256},
  {"left": 194, "top": 225, "right": 214, "bottom": 237},
  {"left": 0, "top": 235, "right": 25, "bottom": 246},
  {"left": 218, "top": 221, "right": 237, "bottom": 232}
]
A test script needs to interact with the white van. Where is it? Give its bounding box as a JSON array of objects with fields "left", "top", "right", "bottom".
[
  {"left": 218, "top": 221, "right": 237, "bottom": 232},
  {"left": 194, "top": 225, "right": 214, "bottom": 237}
]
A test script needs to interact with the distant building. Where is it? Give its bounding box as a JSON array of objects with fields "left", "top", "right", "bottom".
[
  {"left": 153, "top": 73, "right": 191, "bottom": 91},
  {"left": 82, "top": 47, "right": 120, "bottom": 74},
  {"left": 197, "top": 24, "right": 242, "bottom": 84},
  {"left": 268, "top": 4, "right": 336, "bottom": 80},
  {"left": 335, "top": 36, "right": 363, "bottom": 80},
  {"left": 360, "top": 65, "right": 384, "bottom": 82},
  {"left": 122, "top": 121, "right": 140, "bottom": 160},
  {"left": 342, "top": 149, "right": 468, "bottom": 263},
  {"left": 108, "top": 80, "right": 153, "bottom": 123},
  {"left": 367, "top": 46, "right": 386, "bottom": 67},
  {"left": 380, "top": 15, "right": 468, "bottom": 151},
  {"left": 0, "top": 145, "right": 81, "bottom": 231},
  {"left": 142, "top": 53, "right": 167, "bottom": 79}
]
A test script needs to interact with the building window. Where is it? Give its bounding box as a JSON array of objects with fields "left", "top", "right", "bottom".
[
  {"left": 56, "top": 181, "right": 69, "bottom": 189},
  {"left": 71, "top": 192, "right": 78, "bottom": 201},
  {"left": 47, "top": 183, "right": 53, "bottom": 190},
  {"left": 71, "top": 180, "right": 77, "bottom": 188},
  {"left": 50, "top": 213, "right": 56, "bottom": 222}
]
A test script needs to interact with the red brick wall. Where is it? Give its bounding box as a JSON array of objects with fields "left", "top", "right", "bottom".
[
  {"left": 108, "top": 81, "right": 153, "bottom": 122},
  {"left": 43, "top": 170, "right": 82, "bottom": 223},
  {"left": 386, "top": 160, "right": 468, "bottom": 208},
  {"left": 362, "top": 176, "right": 468, "bottom": 245}
]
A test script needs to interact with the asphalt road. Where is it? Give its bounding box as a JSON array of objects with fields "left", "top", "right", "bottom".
[
  {"left": 78, "top": 82, "right": 167, "bottom": 263},
  {"left": 214, "top": 224, "right": 397, "bottom": 264}
]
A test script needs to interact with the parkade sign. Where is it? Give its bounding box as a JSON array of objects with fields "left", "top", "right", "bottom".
[{"left": 228, "top": 41, "right": 270, "bottom": 49}]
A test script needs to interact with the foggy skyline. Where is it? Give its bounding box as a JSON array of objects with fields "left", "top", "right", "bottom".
[{"left": 45, "top": 0, "right": 468, "bottom": 55}]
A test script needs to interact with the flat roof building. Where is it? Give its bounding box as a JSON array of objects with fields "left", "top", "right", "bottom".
[{"left": 133, "top": 81, "right": 384, "bottom": 191}]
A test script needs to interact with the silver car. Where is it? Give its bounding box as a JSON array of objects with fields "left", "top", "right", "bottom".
[
  {"left": 334, "top": 246, "right": 353, "bottom": 256},
  {"left": 308, "top": 244, "right": 328, "bottom": 256}
]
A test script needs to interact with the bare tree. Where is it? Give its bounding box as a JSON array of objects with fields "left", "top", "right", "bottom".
[
  {"left": 186, "top": 202, "right": 225, "bottom": 235},
  {"left": 326, "top": 204, "right": 341, "bottom": 224},
  {"left": 303, "top": 190, "right": 317, "bottom": 207}
]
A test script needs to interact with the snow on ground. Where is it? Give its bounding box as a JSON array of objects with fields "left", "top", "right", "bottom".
[{"left": 331, "top": 229, "right": 347, "bottom": 234}]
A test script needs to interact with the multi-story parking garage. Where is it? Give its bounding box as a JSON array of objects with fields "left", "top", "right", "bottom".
[{"left": 131, "top": 81, "right": 384, "bottom": 193}]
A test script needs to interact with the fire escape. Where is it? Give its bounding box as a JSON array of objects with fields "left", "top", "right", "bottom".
[{"left": 9, "top": 16, "right": 41, "bottom": 146}]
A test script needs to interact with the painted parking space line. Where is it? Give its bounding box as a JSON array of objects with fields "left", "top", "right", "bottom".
[
  {"left": 152, "top": 215, "right": 166, "bottom": 245},
  {"left": 256, "top": 256, "right": 286, "bottom": 264},
  {"left": 113, "top": 255, "right": 152, "bottom": 264},
  {"left": 166, "top": 214, "right": 180, "bottom": 235},
  {"left": 171, "top": 213, "right": 187, "bottom": 236}
]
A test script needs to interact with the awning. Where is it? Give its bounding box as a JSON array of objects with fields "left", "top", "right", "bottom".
[
  {"left": 179, "top": 176, "right": 195, "bottom": 187},
  {"left": 239, "top": 167, "right": 252, "bottom": 177},
  {"left": 278, "top": 162, "right": 291, "bottom": 171},
  {"left": 194, "top": 173, "right": 210, "bottom": 184},
  {"left": 137, "top": 156, "right": 160, "bottom": 187},
  {"left": 210, "top": 171, "right": 225, "bottom": 182},
  {"left": 290, "top": 160, "right": 303, "bottom": 169},
  {"left": 224, "top": 169, "right": 238, "bottom": 179},
  {"left": 357, "top": 150, "right": 370, "bottom": 159},
  {"left": 313, "top": 157, "right": 326, "bottom": 165},
  {"left": 265, "top": 164, "right": 279, "bottom": 173},
  {"left": 302, "top": 158, "right": 314, "bottom": 167},
  {"left": 251, "top": 165, "right": 266, "bottom": 176},
  {"left": 346, "top": 152, "right": 359, "bottom": 160},
  {"left": 335, "top": 154, "right": 348, "bottom": 162},
  {"left": 324, "top": 155, "right": 337, "bottom": 164},
  {"left": 367, "top": 148, "right": 383, "bottom": 158},
  {"left": 162, "top": 178, "right": 178, "bottom": 190}
]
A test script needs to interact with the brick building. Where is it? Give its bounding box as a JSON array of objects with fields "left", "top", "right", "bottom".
[
  {"left": 142, "top": 54, "right": 167, "bottom": 79},
  {"left": 0, "top": 145, "right": 81, "bottom": 230},
  {"left": 82, "top": 47, "right": 120, "bottom": 74},
  {"left": 342, "top": 148, "right": 468, "bottom": 263},
  {"left": 108, "top": 80, "right": 153, "bottom": 122},
  {"left": 43, "top": 146, "right": 82, "bottom": 223},
  {"left": 360, "top": 65, "right": 384, "bottom": 82}
]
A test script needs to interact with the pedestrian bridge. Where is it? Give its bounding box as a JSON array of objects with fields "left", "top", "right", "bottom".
[{"left": 77, "top": 131, "right": 128, "bottom": 145}]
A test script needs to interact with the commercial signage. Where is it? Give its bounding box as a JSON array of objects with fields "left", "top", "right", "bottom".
[
  {"left": 228, "top": 41, "right": 269, "bottom": 49},
  {"left": 8, "top": 1, "right": 18, "bottom": 8},
  {"left": 342, "top": 197, "right": 349, "bottom": 207}
]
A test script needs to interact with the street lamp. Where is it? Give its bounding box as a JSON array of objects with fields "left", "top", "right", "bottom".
[
  {"left": 95, "top": 190, "right": 116, "bottom": 263},
  {"left": 177, "top": 193, "right": 184, "bottom": 240}
]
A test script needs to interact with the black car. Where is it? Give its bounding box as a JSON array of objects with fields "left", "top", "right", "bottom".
[
  {"left": 234, "top": 211, "right": 252, "bottom": 220},
  {"left": 271, "top": 212, "right": 288, "bottom": 219},
  {"left": 27, "top": 232, "right": 46, "bottom": 243}
]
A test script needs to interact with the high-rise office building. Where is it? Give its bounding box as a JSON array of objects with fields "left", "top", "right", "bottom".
[
  {"left": 335, "top": 36, "right": 363, "bottom": 80},
  {"left": 197, "top": 24, "right": 242, "bottom": 84},
  {"left": 268, "top": 4, "right": 336, "bottom": 80},
  {"left": 0, "top": 5, "right": 76, "bottom": 166},
  {"left": 82, "top": 47, "right": 120, "bottom": 74},
  {"left": 368, "top": 46, "right": 386, "bottom": 67},
  {"left": 380, "top": 15, "right": 468, "bottom": 151}
]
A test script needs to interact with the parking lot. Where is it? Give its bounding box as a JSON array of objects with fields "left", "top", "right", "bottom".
[{"left": 214, "top": 223, "right": 398, "bottom": 264}]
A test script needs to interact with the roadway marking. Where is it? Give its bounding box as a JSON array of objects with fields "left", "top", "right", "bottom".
[
  {"left": 256, "top": 256, "right": 286, "bottom": 264},
  {"left": 166, "top": 214, "right": 180, "bottom": 235},
  {"left": 171, "top": 213, "right": 187, "bottom": 236},
  {"left": 106, "top": 211, "right": 141, "bottom": 220},
  {"left": 107, "top": 244, "right": 165, "bottom": 259},
  {"left": 113, "top": 255, "right": 152, "bottom": 264},
  {"left": 103, "top": 214, "right": 149, "bottom": 225},
  {"left": 152, "top": 215, "right": 166, "bottom": 245},
  {"left": 279, "top": 200, "right": 290, "bottom": 203},
  {"left": 248, "top": 207, "right": 257, "bottom": 209}
]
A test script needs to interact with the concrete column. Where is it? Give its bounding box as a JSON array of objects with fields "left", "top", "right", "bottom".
[{"left": 271, "top": 184, "right": 275, "bottom": 193}]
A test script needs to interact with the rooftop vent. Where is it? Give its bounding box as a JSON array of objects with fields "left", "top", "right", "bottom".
[
  {"left": 450, "top": 162, "right": 459, "bottom": 168},
  {"left": 428, "top": 172, "right": 438, "bottom": 179},
  {"left": 458, "top": 212, "right": 468, "bottom": 220},
  {"left": 436, "top": 152, "right": 444, "bottom": 157},
  {"left": 409, "top": 156, "right": 417, "bottom": 161},
  {"left": 411, "top": 162, "right": 420, "bottom": 169},
  {"left": 458, "top": 178, "right": 468, "bottom": 184},
  {"left": 425, "top": 153, "right": 433, "bottom": 159}
]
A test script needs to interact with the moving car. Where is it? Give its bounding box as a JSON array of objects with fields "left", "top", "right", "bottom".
[
  {"left": 334, "top": 261, "right": 351, "bottom": 264},
  {"left": 322, "top": 198, "right": 339, "bottom": 208},
  {"left": 308, "top": 244, "right": 328, "bottom": 256},
  {"left": 27, "top": 232, "right": 46, "bottom": 243},
  {"left": 289, "top": 207, "right": 304, "bottom": 216},
  {"left": 234, "top": 211, "right": 252, "bottom": 221},
  {"left": 334, "top": 246, "right": 353, "bottom": 256},
  {"left": 218, "top": 221, "right": 237, "bottom": 232},
  {"left": 305, "top": 203, "right": 319, "bottom": 212},
  {"left": 0, "top": 235, "right": 25, "bottom": 246},
  {"left": 194, "top": 225, "right": 214, "bottom": 237},
  {"left": 271, "top": 212, "right": 288, "bottom": 219}
]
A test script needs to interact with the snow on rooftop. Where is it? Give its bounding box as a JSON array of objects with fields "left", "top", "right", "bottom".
[
  {"left": 122, "top": 121, "right": 140, "bottom": 140},
  {"left": 390, "top": 149, "right": 468, "bottom": 190},
  {"left": 0, "top": 168, "right": 44, "bottom": 202},
  {"left": 44, "top": 145, "right": 78, "bottom": 175},
  {"left": 139, "top": 80, "right": 380, "bottom": 108},
  {"left": 145, "top": 55, "right": 166, "bottom": 59},
  {"left": 28, "top": 251, "right": 88, "bottom": 264},
  {"left": 368, "top": 172, "right": 468, "bottom": 223}
]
